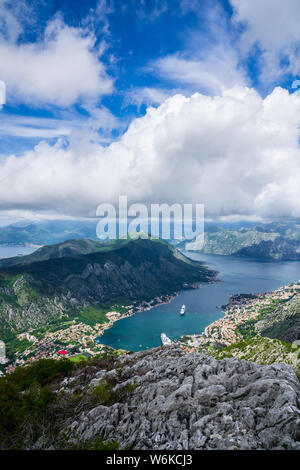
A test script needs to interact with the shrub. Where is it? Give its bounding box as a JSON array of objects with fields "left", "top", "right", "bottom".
[
  {"left": 7, "top": 358, "right": 74, "bottom": 391},
  {"left": 89, "top": 378, "right": 138, "bottom": 406}
]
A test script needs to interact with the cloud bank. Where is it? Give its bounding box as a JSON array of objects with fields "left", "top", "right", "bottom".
[{"left": 1, "top": 86, "right": 300, "bottom": 219}]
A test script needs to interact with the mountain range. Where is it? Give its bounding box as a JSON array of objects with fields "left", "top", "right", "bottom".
[
  {"left": 2, "top": 219, "right": 300, "bottom": 261},
  {"left": 0, "top": 238, "right": 215, "bottom": 345},
  {"left": 183, "top": 221, "right": 300, "bottom": 260},
  {"left": 0, "top": 237, "right": 299, "bottom": 451},
  {"left": 0, "top": 219, "right": 99, "bottom": 246}
]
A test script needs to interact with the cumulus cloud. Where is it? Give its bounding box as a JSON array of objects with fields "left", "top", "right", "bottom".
[
  {"left": 1, "top": 86, "right": 300, "bottom": 219},
  {"left": 0, "top": 17, "right": 114, "bottom": 107},
  {"left": 230, "top": 0, "right": 300, "bottom": 81}
]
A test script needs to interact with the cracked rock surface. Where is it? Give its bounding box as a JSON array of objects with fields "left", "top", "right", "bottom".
[{"left": 67, "top": 346, "right": 300, "bottom": 450}]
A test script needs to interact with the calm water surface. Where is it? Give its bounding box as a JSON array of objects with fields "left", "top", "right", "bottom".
[
  {"left": 98, "top": 252, "right": 300, "bottom": 351},
  {"left": 0, "top": 245, "right": 40, "bottom": 259}
]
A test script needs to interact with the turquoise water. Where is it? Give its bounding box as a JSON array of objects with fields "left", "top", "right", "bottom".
[{"left": 97, "top": 252, "right": 300, "bottom": 351}]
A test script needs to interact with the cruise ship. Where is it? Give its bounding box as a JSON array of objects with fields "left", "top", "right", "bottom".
[
  {"left": 161, "top": 333, "right": 173, "bottom": 346},
  {"left": 180, "top": 304, "right": 186, "bottom": 315}
]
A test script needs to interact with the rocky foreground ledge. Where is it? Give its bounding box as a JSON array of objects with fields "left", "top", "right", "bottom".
[{"left": 63, "top": 346, "right": 300, "bottom": 450}]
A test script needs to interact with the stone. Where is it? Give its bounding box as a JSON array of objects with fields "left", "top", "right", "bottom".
[{"left": 59, "top": 345, "right": 300, "bottom": 450}]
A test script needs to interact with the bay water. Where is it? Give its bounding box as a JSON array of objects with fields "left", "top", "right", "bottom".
[{"left": 98, "top": 252, "right": 300, "bottom": 351}]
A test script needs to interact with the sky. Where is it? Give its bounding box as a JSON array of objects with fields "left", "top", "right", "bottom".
[{"left": 1, "top": 0, "right": 300, "bottom": 223}]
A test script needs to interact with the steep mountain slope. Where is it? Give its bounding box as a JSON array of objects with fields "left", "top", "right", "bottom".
[
  {"left": 183, "top": 222, "right": 300, "bottom": 260},
  {"left": 185, "top": 229, "right": 279, "bottom": 255},
  {"left": 0, "top": 238, "right": 215, "bottom": 340},
  {"left": 0, "top": 238, "right": 129, "bottom": 268},
  {"left": 204, "top": 336, "right": 299, "bottom": 374},
  {"left": 180, "top": 284, "right": 300, "bottom": 378},
  {"left": 1, "top": 345, "right": 299, "bottom": 450},
  {"left": 236, "top": 237, "right": 300, "bottom": 260},
  {"left": 254, "top": 294, "right": 300, "bottom": 342}
]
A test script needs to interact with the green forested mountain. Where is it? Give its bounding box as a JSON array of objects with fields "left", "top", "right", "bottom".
[
  {"left": 0, "top": 238, "right": 128, "bottom": 268},
  {"left": 0, "top": 238, "right": 215, "bottom": 341}
]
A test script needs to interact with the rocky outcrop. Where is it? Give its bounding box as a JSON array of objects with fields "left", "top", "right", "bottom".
[
  {"left": 183, "top": 223, "right": 300, "bottom": 260},
  {"left": 65, "top": 346, "right": 300, "bottom": 450},
  {"left": 0, "top": 274, "right": 79, "bottom": 335},
  {"left": 236, "top": 237, "right": 300, "bottom": 260}
]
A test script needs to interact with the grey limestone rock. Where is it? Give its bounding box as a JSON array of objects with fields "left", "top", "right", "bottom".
[{"left": 66, "top": 345, "right": 300, "bottom": 450}]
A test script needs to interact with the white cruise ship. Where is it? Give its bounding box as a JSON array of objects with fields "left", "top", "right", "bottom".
[
  {"left": 161, "top": 333, "right": 173, "bottom": 346},
  {"left": 180, "top": 304, "right": 186, "bottom": 315}
]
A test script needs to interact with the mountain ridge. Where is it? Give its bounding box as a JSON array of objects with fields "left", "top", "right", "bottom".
[
  {"left": 0, "top": 238, "right": 216, "bottom": 361},
  {"left": 183, "top": 222, "right": 300, "bottom": 260}
]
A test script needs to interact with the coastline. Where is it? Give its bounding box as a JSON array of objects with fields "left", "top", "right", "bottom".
[
  {"left": 180, "top": 281, "right": 300, "bottom": 349},
  {"left": 95, "top": 279, "right": 218, "bottom": 344},
  {"left": 3, "top": 279, "right": 218, "bottom": 373},
  {"left": 5, "top": 275, "right": 298, "bottom": 372},
  {"left": 2, "top": 251, "right": 219, "bottom": 372}
]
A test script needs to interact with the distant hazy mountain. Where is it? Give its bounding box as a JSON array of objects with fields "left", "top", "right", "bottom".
[
  {"left": 0, "top": 218, "right": 270, "bottom": 247},
  {"left": 3, "top": 219, "right": 300, "bottom": 260},
  {"left": 0, "top": 219, "right": 99, "bottom": 245},
  {"left": 183, "top": 222, "right": 300, "bottom": 260},
  {"left": 0, "top": 238, "right": 127, "bottom": 268}
]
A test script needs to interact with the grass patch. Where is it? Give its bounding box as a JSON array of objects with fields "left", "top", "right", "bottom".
[
  {"left": 69, "top": 354, "right": 88, "bottom": 363},
  {"left": 74, "top": 304, "right": 110, "bottom": 326},
  {"left": 65, "top": 436, "right": 120, "bottom": 450}
]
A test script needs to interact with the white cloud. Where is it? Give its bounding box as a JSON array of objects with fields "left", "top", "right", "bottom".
[
  {"left": 151, "top": 45, "right": 247, "bottom": 95},
  {"left": 149, "top": 3, "right": 248, "bottom": 95},
  {"left": 0, "top": 106, "right": 122, "bottom": 141},
  {"left": 0, "top": 17, "right": 114, "bottom": 107},
  {"left": 0, "top": 80, "right": 5, "bottom": 109},
  {"left": 230, "top": 0, "right": 300, "bottom": 81},
  {"left": 0, "top": 0, "right": 25, "bottom": 43},
  {"left": 125, "top": 87, "right": 175, "bottom": 108},
  {"left": 1, "top": 86, "right": 300, "bottom": 219}
]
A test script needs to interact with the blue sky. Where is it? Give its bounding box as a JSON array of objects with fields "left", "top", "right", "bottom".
[
  {"left": 1, "top": 0, "right": 300, "bottom": 221},
  {"left": 1, "top": 0, "right": 293, "bottom": 154}
]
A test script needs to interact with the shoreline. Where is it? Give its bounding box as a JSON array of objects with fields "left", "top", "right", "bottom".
[
  {"left": 5, "top": 277, "right": 298, "bottom": 371},
  {"left": 95, "top": 278, "right": 219, "bottom": 344},
  {"left": 3, "top": 279, "right": 218, "bottom": 373},
  {"left": 180, "top": 281, "right": 300, "bottom": 349},
  {"left": 94, "top": 259, "right": 220, "bottom": 344}
]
